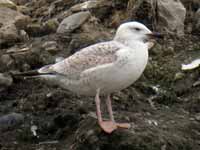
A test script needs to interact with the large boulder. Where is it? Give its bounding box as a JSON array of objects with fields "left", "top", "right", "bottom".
[
  {"left": 128, "top": 0, "right": 186, "bottom": 36},
  {"left": 0, "top": 7, "right": 30, "bottom": 46},
  {"left": 157, "top": 0, "right": 186, "bottom": 36},
  {"left": 57, "top": 11, "right": 91, "bottom": 34},
  {"left": 0, "top": 0, "right": 17, "bottom": 10}
]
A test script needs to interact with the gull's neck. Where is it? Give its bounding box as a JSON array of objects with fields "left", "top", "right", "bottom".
[{"left": 114, "top": 37, "right": 146, "bottom": 49}]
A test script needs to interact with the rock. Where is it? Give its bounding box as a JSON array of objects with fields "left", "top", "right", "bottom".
[
  {"left": 11, "top": 0, "right": 28, "bottom": 5},
  {"left": 42, "top": 41, "right": 60, "bottom": 55},
  {"left": 70, "top": 0, "right": 112, "bottom": 12},
  {"left": 55, "top": 57, "right": 64, "bottom": 63},
  {"left": 19, "top": 29, "right": 29, "bottom": 42},
  {"left": 0, "top": 0, "right": 17, "bottom": 10},
  {"left": 128, "top": 0, "right": 186, "bottom": 36},
  {"left": 48, "top": 0, "right": 77, "bottom": 18},
  {"left": 70, "top": 0, "right": 113, "bottom": 20},
  {"left": 0, "top": 54, "right": 15, "bottom": 69},
  {"left": 157, "top": 0, "right": 186, "bottom": 36},
  {"left": 174, "top": 72, "right": 185, "bottom": 81},
  {"left": 30, "top": 125, "right": 38, "bottom": 137},
  {"left": 0, "top": 73, "right": 13, "bottom": 89},
  {"left": 57, "top": 11, "right": 91, "bottom": 34},
  {"left": 43, "top": 19, "right": 59, "bottom": 34},
  {"left": 193, "top": 8, "right": 200, "bottom": 33},
  {"left": 68, "top": 23, "right": 111, "bottom": 54},
  {"left": 180, "top": 0, "right": 200, "bottom": 11},
  {"left": 26, "top": 19, "right": 58, "bottom": 37},
  {"left": 195, "top": 113, "right": 200, "bottom": 121},
  {"left": 0, "top": 24, "right": 19, "bottom": 45},
  {"left": 0, "top": 113, "right": 24, "bottom": 131},
  {"left": 109, "top": 10, "right": 129, "bottom": 27},
  {"left": 26, "top": 23, "right": 43, "bottom": 37},
  {"left": 14, "top": 14, "right": 30, "bottom": 30},
  {"left": 0, "top": 7, "right": 30, "bottom": 46},
  {"left": 17, "top": 5, "right": 30, "bottom": 15},
  {"left": 128, "top": 0, "right": 156, "bottom": 29}
]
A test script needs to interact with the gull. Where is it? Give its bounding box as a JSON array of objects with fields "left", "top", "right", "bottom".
[{"left": 14, "top": 21, "right": 162, "bottom": 133}]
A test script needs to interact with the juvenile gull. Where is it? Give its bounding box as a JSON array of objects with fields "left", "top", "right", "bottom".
[{"left": 15, "top": 22, "right": 162, "bottom": 133}]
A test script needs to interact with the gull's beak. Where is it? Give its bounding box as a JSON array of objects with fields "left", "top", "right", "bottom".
[{"left": 146, "top": 32, "right": 164, "bottom": 39}]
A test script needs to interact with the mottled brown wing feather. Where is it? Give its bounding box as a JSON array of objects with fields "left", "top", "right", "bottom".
[{"left": 49, "top": 41, "right": 124, "bottom": 80}]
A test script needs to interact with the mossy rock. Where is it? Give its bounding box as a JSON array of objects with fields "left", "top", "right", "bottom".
[{"left": 0, "top": 0, "right": 17, "bottom": 10}]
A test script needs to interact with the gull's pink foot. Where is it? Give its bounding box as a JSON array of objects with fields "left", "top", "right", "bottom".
[
  {"left": 99, "top": 121, "right": 131, "bottom": 133},
  {"left": 116, "top": 123, "right": 131, "bottom": 129},
  {"left": 99, "top": 121, "right": 117, "bottom": 134}
]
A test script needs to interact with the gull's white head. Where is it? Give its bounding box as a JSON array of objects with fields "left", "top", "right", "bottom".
[{"left": 114, "top": 21, "right": 162, "bottom": 43}]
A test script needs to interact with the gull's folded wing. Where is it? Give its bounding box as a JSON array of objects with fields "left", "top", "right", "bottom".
[{"left": 42, "top": 41, "right": 125, "bottom": 80}]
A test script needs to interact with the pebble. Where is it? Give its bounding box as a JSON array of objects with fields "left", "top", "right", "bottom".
[
  {"left": 174, "top": 72, "right": 185, "bottom": 81},
  {"left": 195, "top": 113, "right": 200, "bottom": 121},
  {"left": 42, "top": 41, "right": 60, "bottom": 54},
  {"left": 0, "top": 73, "right": 13, "bottom": 89},
  {"left": 55, "top": 57, "right": 64, "bottom": 63},
  {"left": 0, "top": 113, "right": 24, "bottom": 131}
]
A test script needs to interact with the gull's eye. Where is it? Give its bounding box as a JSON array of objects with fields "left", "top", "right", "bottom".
[{"left": 134, "top": 27, "right": 141, "bottom": 31}]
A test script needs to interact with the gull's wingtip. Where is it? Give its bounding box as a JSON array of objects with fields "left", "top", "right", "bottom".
[
  {"left": 11, "top": 65, "right": 54, "bottom": 77},
  {"left": 11, "top": 70, "right": 40, "bottom": 77}
]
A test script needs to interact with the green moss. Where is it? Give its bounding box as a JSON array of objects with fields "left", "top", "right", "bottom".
[{"left": 44, "top": 19, "right": 59, "bottom": 32}]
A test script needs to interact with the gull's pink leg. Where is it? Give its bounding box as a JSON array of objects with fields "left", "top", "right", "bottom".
[
  {"left": 95, "top": 89, "right": 117, "bottom": 133},
  {"left": 106, "top": 94, "right": 115, "bottom": 122},
  {"left": 106, "top": 95, "right": 131, "bottom": 129},
  {"left": 95, "top": 88, "right": 102, "bottom": 123}
]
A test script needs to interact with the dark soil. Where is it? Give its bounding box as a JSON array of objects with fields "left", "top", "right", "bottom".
[{"left": 0, "top": 0, "right": 200, "bottom": 150}]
